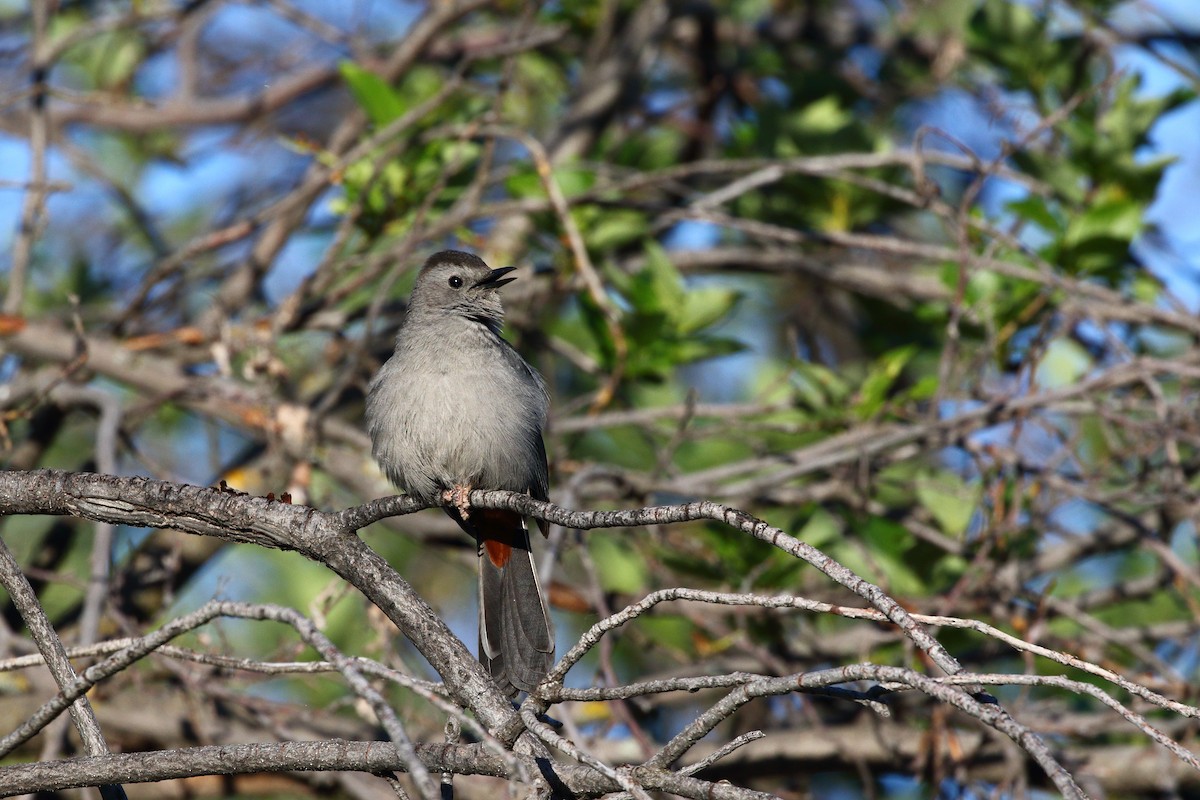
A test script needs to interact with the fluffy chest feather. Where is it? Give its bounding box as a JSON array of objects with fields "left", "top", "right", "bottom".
[{"left": 366, "top": 317, "right": 548, "bottom": 501}]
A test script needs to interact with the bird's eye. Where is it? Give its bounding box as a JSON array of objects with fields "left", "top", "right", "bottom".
[{"left": 448, "top": 275, "right": 463, "bottom": 288}]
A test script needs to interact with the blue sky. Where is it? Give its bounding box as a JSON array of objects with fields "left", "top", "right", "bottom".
[{"left": 1, "top": 1, "right": 1197, "bottom": 324}]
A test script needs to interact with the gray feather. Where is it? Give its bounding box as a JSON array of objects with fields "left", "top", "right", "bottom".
[
  {"left": 365, "top": 250, "right": 554, "bottom": 696},
  {"left": 477, "top": 515, "right": 554, "bottom": 695}
]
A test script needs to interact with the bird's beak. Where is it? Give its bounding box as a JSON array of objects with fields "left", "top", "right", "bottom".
[{"left": 473, "top": 266, "right": 518, "bottom": 290}]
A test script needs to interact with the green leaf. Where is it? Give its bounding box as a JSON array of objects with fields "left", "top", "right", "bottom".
[
  {"left": 861, "top": 518, "right": 925, "bottom": 596},
  {"left": 553, "top": 166, "right": 596, "bottom": 198},
  {"left": 591, "top": 535, "right": 648, "bottom": 594},
  {"left": 1131, "top": 272, "right": 1163, "bottom": 304},
  {"left": 1063, "top": 197, "right": 1142, "bottom": 251},
  {"left": 1006, "top": 195, "right": 1064, "bottom": 235},
  {"left": 577, "top": 293, "right": 619, "bottom": 370},
  {"left": 855, "top": 346, "right": 916, "bottom": 418},
  {"left": 679, "top": 286, "right": 740, "bottom": 335},
  {"left": 791, "top": 361, "right": 852, "bottom": 412},
  {"left": 798, "top": 508, "right": 842, "bottom": 549},
  {"left": 587, "top": 210, "right": 649, "bottom": 252},
  {"left": 339, "top": 62, "right": 406, "bottom": 125},
  {"left": 915, "top": 472, "right": 980, "bottom": 538},
  {"left": 790, "top": 95, "right": 852, "bottom": 136},
  {"left": 505, "top": 166, "right": 542, "bottom": 199},
  {"left": 1077, "top": 415, "right": 1113, "bottom": 468},
  {"left": 638, "top": 243, "right": 687, "bottom": 318},
  {"left": 1035, "top": 337, "right": 1092, "bottom": 389},
  {"left": 674, "top": 436, "right": 754, "bottom": 472},
  {"left": 505, "top": 165, "right": 595, "bottom": 200},
  {"left": 904, "top": 375, "right": 941, "bottom": 401},
  {"left": 638, "top": 616, "right": 698, "bottom": 654}
]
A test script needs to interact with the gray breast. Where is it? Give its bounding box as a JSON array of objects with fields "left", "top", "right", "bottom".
[{"left": 366, "top": 321, "right": 547, "bottom": 503}]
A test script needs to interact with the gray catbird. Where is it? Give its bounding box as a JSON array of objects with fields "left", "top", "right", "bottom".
[{"left": 366, "top": 249, "right": 554, "bottom": 697}]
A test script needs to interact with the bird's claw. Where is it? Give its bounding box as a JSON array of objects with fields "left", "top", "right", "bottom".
[{"left": 445, "top": 484, "right": 473, "bottom": 520}]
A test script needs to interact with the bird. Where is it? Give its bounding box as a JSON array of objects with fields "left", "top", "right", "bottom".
[{"left": 365, "top": 249, "right": 554, "bottom": 697}]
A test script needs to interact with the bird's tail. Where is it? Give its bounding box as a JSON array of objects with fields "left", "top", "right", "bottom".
[{"left": 474, "top": 508, "right": 554, "bottom": 697}]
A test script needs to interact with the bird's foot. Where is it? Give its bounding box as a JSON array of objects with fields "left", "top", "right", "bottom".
[{"left": 445, "top": 484, "right": 473, "bottom": 520}]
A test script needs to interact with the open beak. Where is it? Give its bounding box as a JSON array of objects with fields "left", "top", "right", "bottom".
[{"left": 473, "top": 266, "right": 518, "bottom": 290}]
